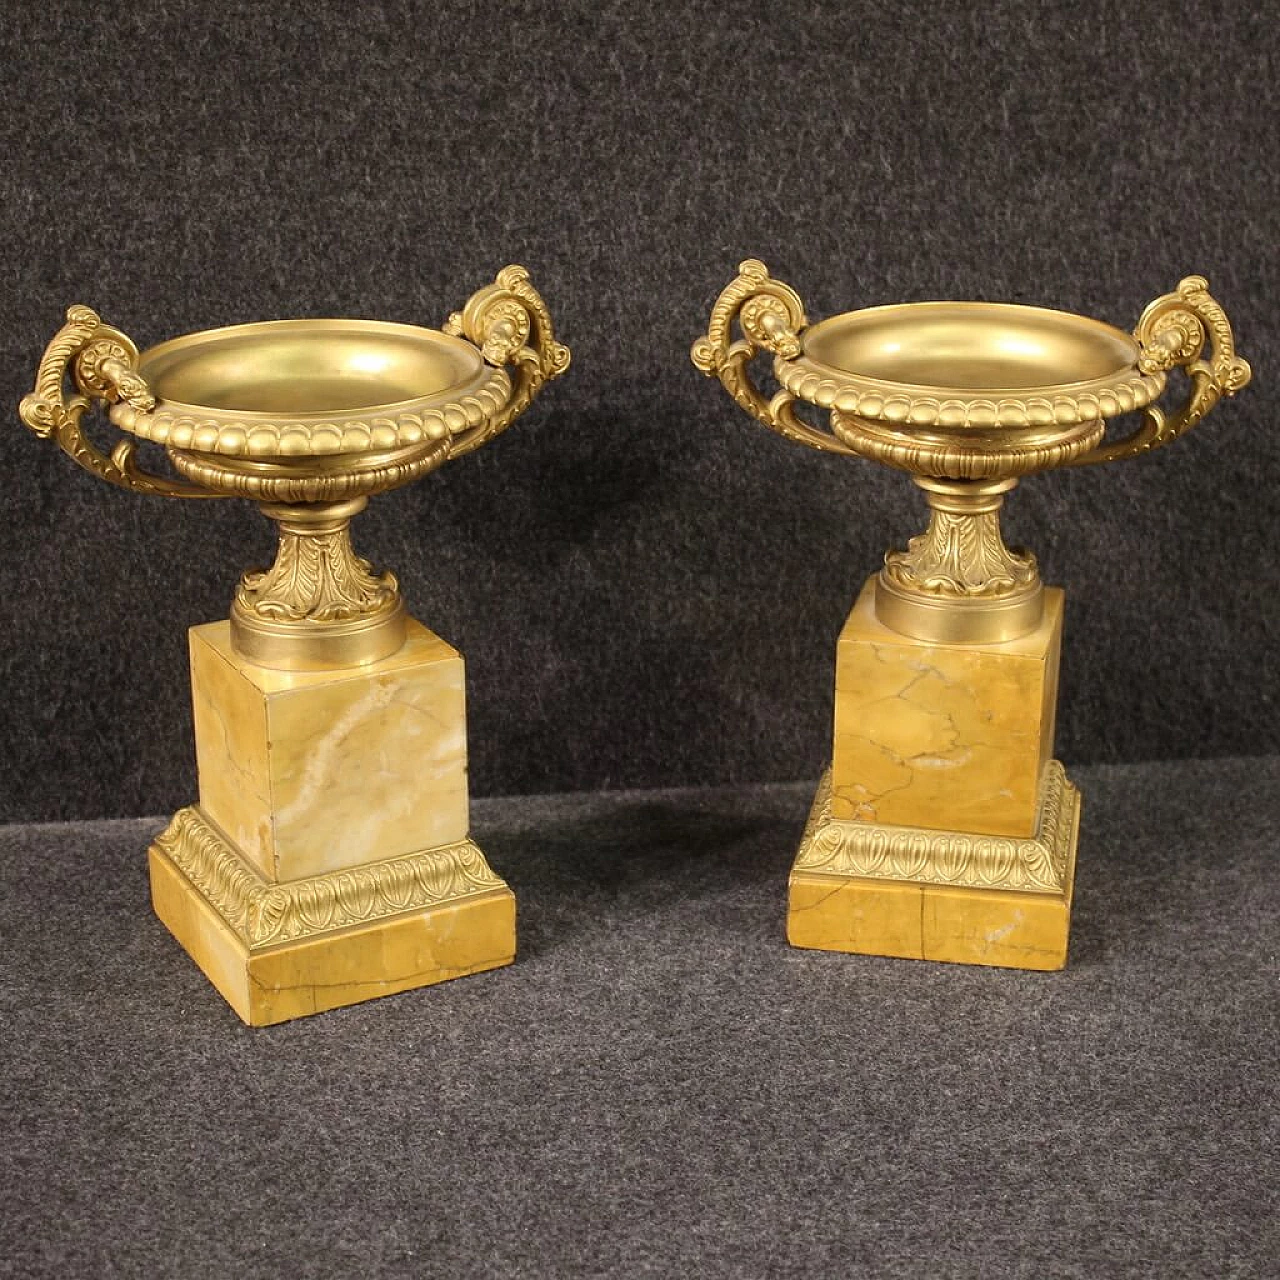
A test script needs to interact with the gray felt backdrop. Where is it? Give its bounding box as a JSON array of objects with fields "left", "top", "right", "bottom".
[{"left": 1, "top": 0, "right": 1277, "bottom": 822}]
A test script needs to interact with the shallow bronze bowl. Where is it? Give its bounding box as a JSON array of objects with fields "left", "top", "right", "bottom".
[
  {"left": 21, "top": 267, "right": 570, "bottom": 669},
  {"left": 694, "top": 261, "right": 1250, "bottom": 642}
]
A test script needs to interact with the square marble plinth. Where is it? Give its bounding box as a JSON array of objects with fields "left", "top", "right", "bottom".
[
  {"left": 189, "top": 619, "right": 469, "bottom": 883},
  {"left": 831, "top": 578, "right": 1064, "bottom": 839},
  {"left": 788, "top": 764, "right": 1080, "bottom": 971},
  {"left": 150, "top": 806, "right": 516, "bottom": 1026}
]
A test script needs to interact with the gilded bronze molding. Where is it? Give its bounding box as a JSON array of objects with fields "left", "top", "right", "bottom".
[
  {"left": 154, "top": 806, "right": 508, "bottom": 950},
  {"left": 795, "top": 762, "right": 1078, "bottom": 896}
]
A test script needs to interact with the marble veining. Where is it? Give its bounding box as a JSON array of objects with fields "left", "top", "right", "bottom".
[
  {"left": 831, "top": 579, "right": 1063, "bottom": 838},
  {"left": 191, "top": 618, "right": 469, "bottom": 882}
]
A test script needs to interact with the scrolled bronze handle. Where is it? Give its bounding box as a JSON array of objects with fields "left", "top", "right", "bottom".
[
  {"left": 691, "top": 259, "right": 855, "bottom": 456},
  {"left": 1068, "top": 275, "right": 1252, "bottom": 467},
  {"left": 19, "top": 305, "right": 214, "bottom": 498},
  {"left": 442, "top": 265, "right": 571, "bottom": 459}
]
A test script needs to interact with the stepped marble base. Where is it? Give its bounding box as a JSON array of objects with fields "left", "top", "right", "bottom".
[
  {"left": 149, "top": 806, "right": 516, "bottom": 1025},
  {"left": 787, "top": 764, "right": 1080, "bottom": 971}
]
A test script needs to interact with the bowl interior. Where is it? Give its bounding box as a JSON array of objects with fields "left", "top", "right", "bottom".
[
  {"left": 138, "top": 319, "right": 486, "bottom": 416},
  {"left": 800, "top": 302, "right": 1140, "bottom": 393}
]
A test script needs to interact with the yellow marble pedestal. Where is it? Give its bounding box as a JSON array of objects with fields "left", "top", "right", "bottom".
[
  {"left": 149, "top": 618, "right": 516, "bottom": 1024},
  {"left": 832, "top": 579, "right": 1064, "bottom": 838},
  {"left": 788, "top": 576, "right": 1081, "bottom": 971}
]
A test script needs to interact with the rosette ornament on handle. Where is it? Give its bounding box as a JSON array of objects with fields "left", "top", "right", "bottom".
[
  {"left": 691, "top": 259, "right": 855, "bottom": 455},
  {"left": 1070, "top": 275, "right": 1251, "bottom": 467},
  {"left": 443, "top": 264, "right": 571, "bottom": 457},
  {"left": 19, "top": 305, "right": 212, "bottom": 498}
]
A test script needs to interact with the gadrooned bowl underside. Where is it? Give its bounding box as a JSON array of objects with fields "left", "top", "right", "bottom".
[
  {"left": 110, "top": 319, "right": 513, "bottom": 458},
  {"left": 776, "top": 302, "right": 1166, "bottom": 431}
]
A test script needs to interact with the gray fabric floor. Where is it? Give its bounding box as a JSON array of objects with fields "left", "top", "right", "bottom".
[{"left": 2, "top": 757, "right": 1277, "bottom": 1278}]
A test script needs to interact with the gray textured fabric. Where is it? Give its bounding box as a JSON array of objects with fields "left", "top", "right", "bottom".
[
  {"left": 0, "top": 1, "right": 1277, "bottom": 822},
  {"left": 3, "top": 757, "right": 1277, "bottom": 1277}
]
